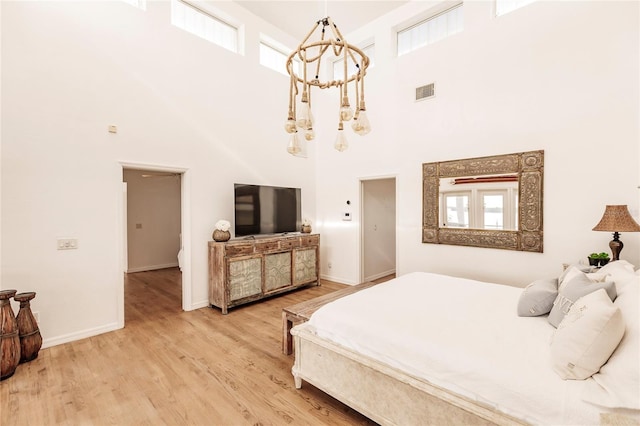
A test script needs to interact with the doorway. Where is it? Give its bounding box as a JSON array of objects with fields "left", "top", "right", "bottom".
[
  {"left": 123, "top": 169, "right": 182, "bottom": 273},
  {"left": 360, "top": 177, "right": 397, "bottom": 282},
  {"left": 119, "top": 163, "right": 191, "bottom": 327}
]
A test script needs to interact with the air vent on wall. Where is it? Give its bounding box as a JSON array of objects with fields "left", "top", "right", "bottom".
[{"left": 416, "top": 83, "right": 435, "bottom": 101}]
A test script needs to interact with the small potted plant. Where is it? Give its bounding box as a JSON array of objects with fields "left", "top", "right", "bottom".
[
  {"left": 301, "top": 219, "right": 312, "bottom": 234},
  {"left": 596, "top": 252, "right": 610, "bottom": 266},
  {"left": 588, "top": 252, "right": 610, "bottom": 267},
  {"left": 212, "top": 220, "right": 231, "bottom": 242},
  {"left": 587, "top": 253, "right": 600, "bottom": 267}
]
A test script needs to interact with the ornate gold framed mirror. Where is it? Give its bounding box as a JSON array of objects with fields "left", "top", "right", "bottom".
[{"left": 422, "top": 150, "right": 544, "bottom": 252}]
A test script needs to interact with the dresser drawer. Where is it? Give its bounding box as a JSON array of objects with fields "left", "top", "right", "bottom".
[
  {"left": 300, "top": 234, "right": 319, "bottom": 247},
  {"left": 255, "top": 240, "right": 280, "bottom": 253},
  {"left": 224, "top": 244, "right": 254, "bottom": 256},
  {"left": 280, "top": 237, "right": 300, "bottom": 250}
]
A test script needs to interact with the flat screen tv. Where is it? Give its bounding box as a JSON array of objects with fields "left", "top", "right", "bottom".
[{"left": 234, "top": 184, "right": 301, "bottom": 237}]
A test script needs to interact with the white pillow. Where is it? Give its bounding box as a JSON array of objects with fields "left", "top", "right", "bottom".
[
  {"left": 558, "top": 266, "right": 609, "bottom": 292},
  {"left": 550, "top": 289, "right": 625, "bottom": 380},
  {"left": 548, "top": 273, "right": 617, "bottom": 328},
  {"left": 559, "top": 263, "right": 593, "bottom": 285},
  {"left": 598, "top": 260, "right": 637, "bottom": 292},
  {"left": 582, "top": 277, "right": 639, "bottom": 409}
]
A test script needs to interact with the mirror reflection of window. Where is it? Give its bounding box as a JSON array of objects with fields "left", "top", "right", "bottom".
[
  {"left": 481, "top": 192, "right": 505, "bottom": 230},
  {"left": 440, "top": 177, "right": 518, "bottom": 230},
  {"left": 444, "top": 193, "right": 470, "bottom": 228}
]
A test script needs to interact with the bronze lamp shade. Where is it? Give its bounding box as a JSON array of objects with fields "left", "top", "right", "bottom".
[{"left": 592, "top": 205, "right": 640, "bottom": 261}]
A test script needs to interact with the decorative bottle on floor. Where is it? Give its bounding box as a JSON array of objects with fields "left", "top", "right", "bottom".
[
  {"left": 15, "top": 292, "right": 42, "bottom": 363},
  {"left": 0, "top": 289, "right": 21, "bottom": 380}
]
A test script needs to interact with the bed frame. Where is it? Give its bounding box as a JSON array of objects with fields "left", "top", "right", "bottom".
[
  {"left": 292, "top": 325, "right": 635, "bottom": 426},
  {"left": 291, "top": 323, "right": 528, "bottom": 426}
]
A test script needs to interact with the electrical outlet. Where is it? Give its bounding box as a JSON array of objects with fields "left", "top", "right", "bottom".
[{"left": 328, "top": 262, "right": 332, "bottom": 269}]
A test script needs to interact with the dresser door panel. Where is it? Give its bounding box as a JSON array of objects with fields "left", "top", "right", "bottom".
[
  {"left": 228, "top": 256, "right": 262, "bottom": 301},
  {"left": 265, "top": 252, "right": 292, "bottom": 292}
]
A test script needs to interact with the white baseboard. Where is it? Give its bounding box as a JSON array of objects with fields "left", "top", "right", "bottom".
[
  {"left": 320, "top": 269, "right": 396, "bottom": 285},
  {"left": 364, "top": 268, "right": 396, "bottom": 282},
  {"left": 127, "top": 262, "right": 179, "bottom": 273},
  {"left": 189, "top": 300, "right": 210, "bottom": 311},
  {"left": 319, "top": 273, "right": 359, "bottom": 285},
  {"left": 42, "top": 322, "right": 121, "bottom": 349}
]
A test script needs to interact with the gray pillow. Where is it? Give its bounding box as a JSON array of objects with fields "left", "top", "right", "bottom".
[
  {"left": 548, "top": 273, "right": 617, "bottom": 328},
  {"left": 517, "top": 278, "right": 558, "bottom": 317}
]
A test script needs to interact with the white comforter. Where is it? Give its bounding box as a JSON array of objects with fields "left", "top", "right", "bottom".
[{"left": 306, "top": 272, "right": 622, "bottom": 425}]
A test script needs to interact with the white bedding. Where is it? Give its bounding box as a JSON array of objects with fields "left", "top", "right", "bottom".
[{"left": 306, "top": 272, "right": 637, "bottom": 425}]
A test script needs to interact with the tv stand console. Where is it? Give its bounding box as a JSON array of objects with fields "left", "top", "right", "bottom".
[{"left": 208, "top": 234, "right": 320, "bottom": 314}]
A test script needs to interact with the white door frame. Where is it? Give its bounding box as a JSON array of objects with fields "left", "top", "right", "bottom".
[{"left": 118, "top": 162, "right": 192, "bottom": 327}]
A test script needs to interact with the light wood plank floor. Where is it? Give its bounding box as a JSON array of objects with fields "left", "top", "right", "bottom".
[{"left": 1, "top": 268, "right": 393, "bottom": 425}]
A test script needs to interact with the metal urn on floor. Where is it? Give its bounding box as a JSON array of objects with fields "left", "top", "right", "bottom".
[
  {"left": 0, "top": 289, "right": 21, "bottom": 380},
  {"left": 15, "top": 292, "right": 42, "bottom": 363}
]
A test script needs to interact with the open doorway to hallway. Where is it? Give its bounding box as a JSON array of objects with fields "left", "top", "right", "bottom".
[
  {"left": 122, "top": 169, "right": 183, "bottom": 320},
  {"left": 360, "top": 177, "right": 397, "bottom": 283}
]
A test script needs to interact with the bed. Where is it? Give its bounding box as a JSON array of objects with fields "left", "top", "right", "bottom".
[{"left": 291, "top": 262, "right": 640, "bottom": 425}]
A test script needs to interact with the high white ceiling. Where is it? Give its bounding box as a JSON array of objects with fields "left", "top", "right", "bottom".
[{"left": 234, "top": 1, "right": 408, "bottom": 40}]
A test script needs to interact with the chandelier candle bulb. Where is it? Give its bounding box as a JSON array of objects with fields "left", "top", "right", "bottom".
[
  {"left": 340, "top": 105, "right": 353, "bottom": 121},
  {"left": 296, "top": 102, "right": 313, "bottom": 130},
  {"left": 340, "top": 96, "right": 354, "bottom": 121},
  {"left": 334, "top": 122, "right": 348, "bottom": 152},
  {"left": 287, "top": 131, "right": 302, "bottom": 155},
  {"left": 304, "top": 128, "right": 315, "bottom": 141},
  {"left": 284, "top": 118, "right": 297, "bottom": 133},
  {"left": 352, "top": 109, "right": 371, "bottom": 135}
]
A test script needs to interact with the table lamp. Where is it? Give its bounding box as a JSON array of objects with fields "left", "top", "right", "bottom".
[{"left": 592, "top": 205, "right": 640, "bottom": 261}]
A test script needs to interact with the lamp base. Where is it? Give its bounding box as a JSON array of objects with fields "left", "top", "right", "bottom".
[{"left": 609, "top": 232, "right": 623, "bottom": 261}]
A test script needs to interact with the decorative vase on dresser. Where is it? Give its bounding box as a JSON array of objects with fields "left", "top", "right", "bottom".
[
  {"left": 212, "top": 229, "right": 231, "bottom": 242},
  {"left": 0, "top": 289, "right": 21, "bottom": 380},
  {"left": 14, "top": 292, "right": 43, "bottom": 363}
]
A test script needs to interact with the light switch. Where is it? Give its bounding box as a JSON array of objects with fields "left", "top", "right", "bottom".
[{"left": 57, "top": 238, "right": 78, "bottom": 250}]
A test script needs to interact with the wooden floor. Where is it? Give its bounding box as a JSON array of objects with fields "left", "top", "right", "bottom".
[{"left": 1, "top": 268, "right": 393, "bottom": 425}]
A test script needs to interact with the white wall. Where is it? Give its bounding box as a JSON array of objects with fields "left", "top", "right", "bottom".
[
  {"left": 0, "top": 1, "right": 316, "bottom": 346},
  {"left": 315, "top": 1, "right": 640, "bottom": 286},
  {"left": 123, "top": 170, "right": 181, "bottom": 272}
]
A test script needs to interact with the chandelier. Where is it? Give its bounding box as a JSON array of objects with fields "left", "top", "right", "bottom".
[{"left": 285, "top": 17, "right": 371, "bottom": 155}]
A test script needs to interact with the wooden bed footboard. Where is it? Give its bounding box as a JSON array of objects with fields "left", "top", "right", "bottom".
[{"left": 291, "top": 324, "right": 529, "bottom": 426}]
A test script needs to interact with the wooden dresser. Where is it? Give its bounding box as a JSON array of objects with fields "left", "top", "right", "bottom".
[{"left": 208, "top": 233, "right": 320, "bottom": 314}]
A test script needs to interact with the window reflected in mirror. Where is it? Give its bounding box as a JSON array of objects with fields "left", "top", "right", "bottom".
[
  {"left": 440, "top": 176, "right": 518, "bottom": 230},
  {"left": 443, "top": 193, "right": 470, "bottom": 228}
]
